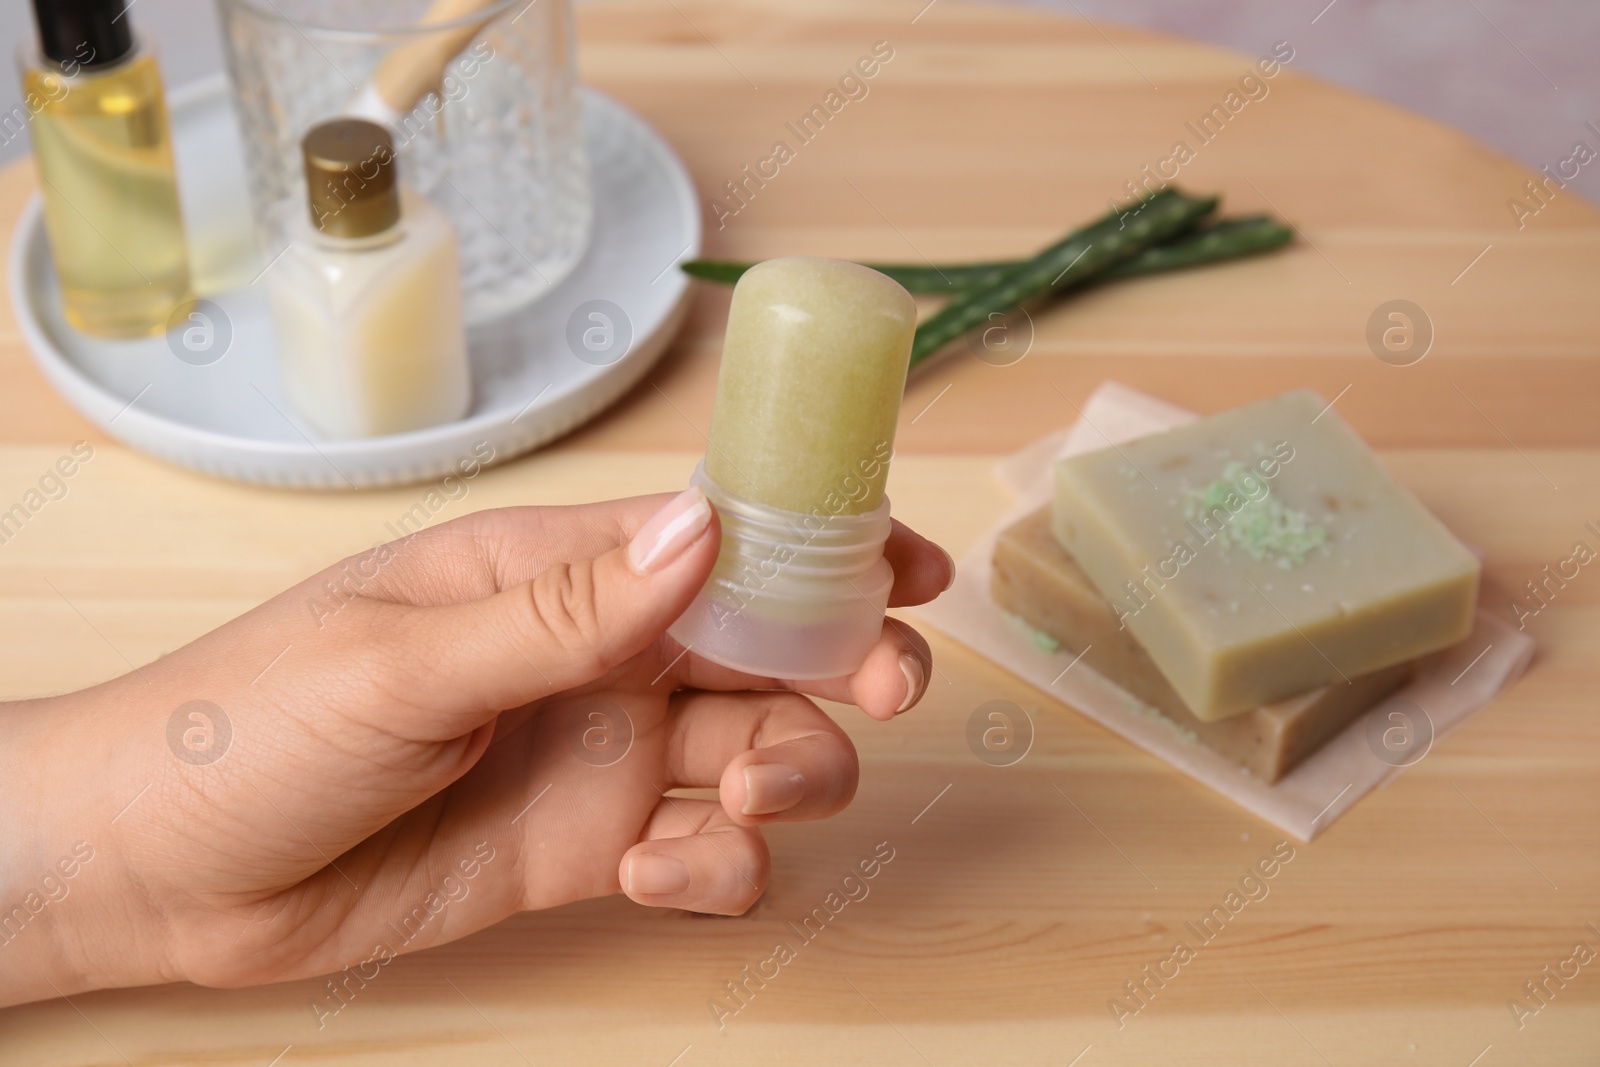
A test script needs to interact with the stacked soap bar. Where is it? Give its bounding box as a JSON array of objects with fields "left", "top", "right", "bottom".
[
  {"left": 992, "top": 508, "right": 1412, "bottom": 782},
  {"left": 1050, "top": 389, "right": 1480, "bottom": 722}
]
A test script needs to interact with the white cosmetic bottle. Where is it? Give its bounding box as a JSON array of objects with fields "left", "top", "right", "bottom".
[{"left": 267, "top": 118, "right": 470, "bottom": 439}]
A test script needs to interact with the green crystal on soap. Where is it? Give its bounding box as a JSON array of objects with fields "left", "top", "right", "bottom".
[
  {"left": 1183, "top": 461, "right": 1328, "bottom": 567},
  {"left": 704, "top": 257, "right": 917, "bottom": 515}
]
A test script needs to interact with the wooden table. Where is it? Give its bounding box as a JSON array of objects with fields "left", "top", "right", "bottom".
[{"left": 3, "top": 1, "right": 1598, "bottom": 1063}]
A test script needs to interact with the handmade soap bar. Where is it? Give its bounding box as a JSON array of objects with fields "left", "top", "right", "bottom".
[
  {"left": 668, "top": 257, "right": 917, "bottom": 679},
  {"left": 704, "top": 257, "right": 916, "bottom": 514},
  {"left": 993, "top": 508, "right": 1411, "bottom": 782},
  {"left": 1052, "top": 389, "right": 1479, "bottom": 721}
]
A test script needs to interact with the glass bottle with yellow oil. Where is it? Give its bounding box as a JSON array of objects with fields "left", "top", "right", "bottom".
[{"left": 20, "top": 0, "right": 192, "bottom": 338}]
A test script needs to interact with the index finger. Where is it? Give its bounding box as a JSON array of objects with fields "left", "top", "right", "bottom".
[{"left": 647, "top": 613, "right": 935, "bottom": 722}]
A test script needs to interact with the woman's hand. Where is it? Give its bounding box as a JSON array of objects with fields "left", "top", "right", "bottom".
[{"left": 0, "top": 489, "right": 952, "bottom": 1007}]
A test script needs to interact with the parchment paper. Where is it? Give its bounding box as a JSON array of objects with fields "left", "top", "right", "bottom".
[{"left": 910, "top": 382, "right": 1535, "bottom": 840}]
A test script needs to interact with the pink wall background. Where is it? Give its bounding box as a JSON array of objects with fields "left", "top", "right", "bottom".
[{"left": 1022, "top": 0, "right": 1599, "bottom": 205}]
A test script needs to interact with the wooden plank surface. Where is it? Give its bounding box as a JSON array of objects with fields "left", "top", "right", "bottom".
[{"left": 2, "top": 0, "right": 1598, "bottom": 1064}]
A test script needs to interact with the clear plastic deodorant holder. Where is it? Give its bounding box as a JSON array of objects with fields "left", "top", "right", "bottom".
[
  {"left": 666, "top": 256, "right": 917, "bottom": 681},
  {"left": 668, "top": 461, "right": 895, "bottom": 679}
]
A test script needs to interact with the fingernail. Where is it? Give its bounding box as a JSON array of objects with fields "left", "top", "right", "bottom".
[
  {"left": 742, "top": 763, "right": 806, "bottom": 816},
  {"left": 627, "top": 853, "right": 691, "bottom": 895},
  {"left": 936, "top": 544, "right": 957, "bottom": 592},
  {"left": 628, "top": 487, "right": 712, "bottom": 574},
  {"left": 896, "top": 651, "right": 926, "bottom": 714}
]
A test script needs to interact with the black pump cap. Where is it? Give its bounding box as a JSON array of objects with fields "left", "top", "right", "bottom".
[{"left": 30, "top": 0, "right": 135, "bottom": 71}]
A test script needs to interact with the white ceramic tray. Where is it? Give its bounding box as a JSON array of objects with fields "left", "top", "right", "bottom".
[{"left": 9, "top": 75, "right": 700, "bottom": 488}]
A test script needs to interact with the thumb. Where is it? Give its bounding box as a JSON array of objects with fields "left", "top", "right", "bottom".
[{"left": 364, "top": 487, "right": 717, "bottom": 739}]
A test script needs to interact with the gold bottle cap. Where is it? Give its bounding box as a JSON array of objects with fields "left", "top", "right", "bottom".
[{"left": 302, "top": 118, "right": 401, "bottom": 239}]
